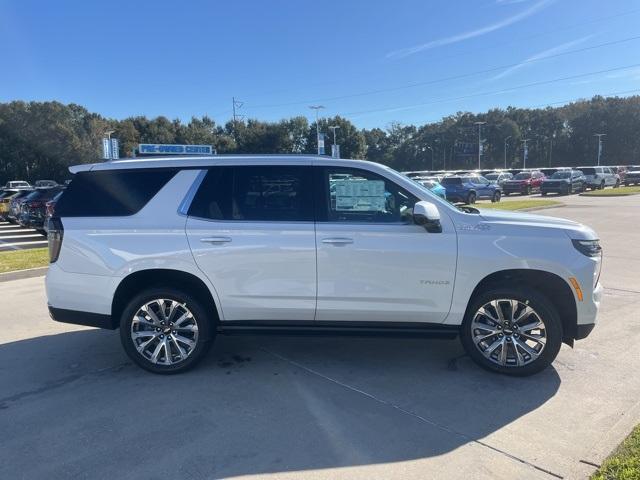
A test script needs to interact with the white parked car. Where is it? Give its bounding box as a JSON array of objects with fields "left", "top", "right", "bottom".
[
  {"left": 4, "top": 180, "right": 31, "bottom": 189},
  {"left": 45, "top": 156, "right": 603, "bottom": 375},
  {"left": 580, "top": 166, "right": 620, "bottom": 190}
]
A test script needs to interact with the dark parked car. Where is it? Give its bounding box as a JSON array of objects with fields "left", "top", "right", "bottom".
[
  {"left": 43, "top": 190, "right": 64, "bottom": 234},
  {"left": 6, "top": 189, "right": 35, "bottom": 223},
  {"left": 624, "top": 169, "right": 640, "bottom": 186},
  {"left": 541, "top": 170, "right": 586, "bottom": 195},
  {"left": 17, "top": 187, "right": 64, "bottom": 232},
  {"left": 502, "top": 170, "right": 545, "bottom": 195},
  {"left": 441, "top": 175, "right": 501, "bottom": 204}
]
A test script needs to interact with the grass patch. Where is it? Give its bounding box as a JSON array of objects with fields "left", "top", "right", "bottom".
[
  {"left": 0, "top": 248, "right": 49, "bottom": 274},
  {"left": 592, "top": 424, "right": 640, "bottom": 480},
  {"left": 581, "top": 186, "right": 640, "bottom": 197},
  {"left": 468, "top": 199, "right": 562, "bottom": 211}
]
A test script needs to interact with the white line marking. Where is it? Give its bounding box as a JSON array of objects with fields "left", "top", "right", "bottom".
[
  {"left": 0, "top": 234, "right": 45, "bottom": 240},
  {"left": 0, "top": 240, "right": 48, "bottom": 247}
]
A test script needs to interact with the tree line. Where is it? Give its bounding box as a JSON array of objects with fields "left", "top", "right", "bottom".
[{"left": 1, "top": 95, "right": 639, "bottom": 184}]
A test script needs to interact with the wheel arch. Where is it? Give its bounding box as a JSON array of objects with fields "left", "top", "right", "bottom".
[
  {"left": 466, "top": 269, "right": 578, "bottom": 346},
  {"left": 111, "top": 269, "right": 221, "bottom": 329}
]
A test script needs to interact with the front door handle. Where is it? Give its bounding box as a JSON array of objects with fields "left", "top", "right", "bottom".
[
  {"left": 200, "top": 236, "right": 232, "bottom": 245},
  {"left": 322, "top": 237, "right": 354, "bottom": 246}
]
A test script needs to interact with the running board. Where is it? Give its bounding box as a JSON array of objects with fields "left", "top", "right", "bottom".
[{"left": 217, "top": 321, "right": 459, "bottom": 339}]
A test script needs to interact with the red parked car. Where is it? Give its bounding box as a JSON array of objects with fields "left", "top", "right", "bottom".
[{"left": 502, "top": 170, "right": 546, "bottom": 195}]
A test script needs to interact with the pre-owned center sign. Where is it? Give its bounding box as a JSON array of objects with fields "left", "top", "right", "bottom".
[{"left": 138, "top": 144, "right": 215, "bottom": 155}]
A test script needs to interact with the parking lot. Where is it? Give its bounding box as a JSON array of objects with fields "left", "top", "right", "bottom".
[
  {"left": 1, "top": 192, "right": 639, "bottom": 479},
  {"left": 0, "top": 221, "right": 47, "bottom": 252}
]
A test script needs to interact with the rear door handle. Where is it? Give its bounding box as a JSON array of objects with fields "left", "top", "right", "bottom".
[
  {"left": 321, "top": 237, "right": 354, "bottom": 245},
  {"left": 200, "top": 236, "right": 232, "bottom": 245}
]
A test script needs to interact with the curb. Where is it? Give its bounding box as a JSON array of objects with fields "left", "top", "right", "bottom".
[{"left": 0, "top": 266, "right": 48, "bottom": 283}]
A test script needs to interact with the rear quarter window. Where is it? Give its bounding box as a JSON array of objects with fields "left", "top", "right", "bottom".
[{"left": 55, "top": 169, "right": 177, "bottom": 217}]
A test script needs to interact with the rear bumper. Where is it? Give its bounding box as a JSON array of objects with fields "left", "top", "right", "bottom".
[
  {"left": 503, "top": 185, "right": 528, "bottom": 193},
  {"left": 48, "top": 306, "right": 117, "bottom": 330}
]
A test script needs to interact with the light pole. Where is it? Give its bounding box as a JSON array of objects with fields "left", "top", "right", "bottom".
[
  {"left": 426, "top": 145, "right": 434, "bottom": 170},
  {"left": 522, "top": 139, "right": 530, "bottom": 169},
  {"left": 104, "top": 130, "right": 115, "bottom": 140},
  {"left": 474, "top": 121, "right": 486, "bottom": 170},
  {"left": 309, "top": 105, "right": 325, "bottom": 155},
  {"left": 594, "top": 133, "right": 606, "bottom": 166},
  {"left": 503, "top": 136, "right": 511, "bottom": 169},
  {"left": 329, "top": 125, "right": 340, "bottom": 157}
]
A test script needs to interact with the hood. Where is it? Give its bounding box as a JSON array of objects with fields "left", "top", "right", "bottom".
[{"left": 476, "top": 209, "right": 597, "bottom": 240}]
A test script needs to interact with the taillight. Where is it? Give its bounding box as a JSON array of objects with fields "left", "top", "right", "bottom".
[{"left": 47, "top": 217, "right": 64, "bottom": 263}]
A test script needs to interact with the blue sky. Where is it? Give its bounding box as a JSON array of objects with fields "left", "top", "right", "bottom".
[{"left": 1, "top": 0, "right": 639, "bottom": 129}]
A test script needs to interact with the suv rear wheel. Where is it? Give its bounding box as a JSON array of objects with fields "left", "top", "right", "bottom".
[
  {"left": 460, "top": 287, "right": 562, "bottom": 376},
  {"left": 466, "top": 192, "right": 476, "bottom": 204},
  {"left": 491, "top": 191, "right": 501, "bottom": 203},
  {"left": 119, "top": 288, "right": 213, "bottom": 374}
]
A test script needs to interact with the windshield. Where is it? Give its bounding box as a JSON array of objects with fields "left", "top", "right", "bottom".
[
  {"left": 581, "top": 168, "right": 596, "bottom": 175},
  {"left": 441, "top": 177, "right": 462, "bottom": 185},
  {"left": 514, "top": 173, "right": 531, "bottom": 179},
  {"left": 485, "top": 173, "right": 499, "bottom": 180},
  {"left": 551, "top": 171, "right": 571, "bottom": 179}
]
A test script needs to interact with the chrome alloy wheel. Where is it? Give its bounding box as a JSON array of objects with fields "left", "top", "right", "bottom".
[
  {"left": 130, "top": 299, "right": 199, "bottom": 365},
  {"left": 470, "top": 299, "right": 547, "bottom": 368}
]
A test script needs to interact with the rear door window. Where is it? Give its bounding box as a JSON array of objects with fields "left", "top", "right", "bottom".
[{"left": 189, "top": 165, "right": 314, "bottom": 222}]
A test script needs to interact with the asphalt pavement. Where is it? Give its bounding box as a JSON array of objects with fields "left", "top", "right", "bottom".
[{"left": 0, "top": 193, "right": 639, "bottom": 479}]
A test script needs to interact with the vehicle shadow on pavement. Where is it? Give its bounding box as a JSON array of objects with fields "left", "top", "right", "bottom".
[{"left": 0, "top": 330, "right": 561, "bottom": 479}]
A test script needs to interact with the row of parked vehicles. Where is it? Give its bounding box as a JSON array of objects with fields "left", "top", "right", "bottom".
[
  {"left": 405, "top": 165, "right": 639, "bottom": 204},
  {"left": 0, "top": 180, "right": 66, "bottom": 234}
]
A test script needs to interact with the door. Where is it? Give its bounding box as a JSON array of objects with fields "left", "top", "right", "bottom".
[
  {"left": 314, "top": 166, "right": 457, "bottom": 324},
  {"left": 475, "top": 176, "right": 492, "bottom": 198},
  {"left": 186, "top": 165, "right": 317, "bottom": 321}
]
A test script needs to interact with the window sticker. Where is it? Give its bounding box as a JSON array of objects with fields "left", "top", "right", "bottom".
[{"left": 333, "top": 179, "right": 386, "bottom": 212}]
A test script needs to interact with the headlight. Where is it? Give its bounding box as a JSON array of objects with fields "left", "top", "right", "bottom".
[
  {"left": 572, "top": 239, "right": 603, "bottom": 287},
  {"left": 572, "top": 239, "right": 602, "bottom": 257}
]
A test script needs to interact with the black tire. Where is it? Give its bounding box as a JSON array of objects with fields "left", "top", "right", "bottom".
[
  {"left": 460, "top": 286, "right": 563, "bottom": 376},
  {"left": 541, "top": 191, "right": 547, "bottom": 196},
  {"left": 524, "top": 186, "right": 531, "bottom": 196},
  {"left": 466, "top": 192, "right": 477, "bottom": 204},
  {"left": 491, "top": 191, "right": 501, "bottom": 203},
  {"left": 614, "top": 180, "right": 620, "bottom": 189},
  {"left": 119, "top": 287, "right": 214, "bottom": 374},
  {"left": 599, "top": 180, "right": 605, "bottom": 190},
  {"left": 503, "top": 192, "right": 509, "bottom": 196}
]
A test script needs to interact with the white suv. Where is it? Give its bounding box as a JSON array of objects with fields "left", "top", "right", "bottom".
[{"left": 45, "top": 156, "right": 603, "bottom": 375}]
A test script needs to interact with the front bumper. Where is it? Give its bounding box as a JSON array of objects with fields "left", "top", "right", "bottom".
[
  {"left": 503, "top": 184, "right": 528, "bottom": 194},
  {"left": 541, "top": 184, "right": 569, "bottom": 193}
]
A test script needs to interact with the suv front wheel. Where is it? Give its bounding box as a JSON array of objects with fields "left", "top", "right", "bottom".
[
  {"left": 119, "top": 288, "right": 213, "bottom": 374},
  {"left": 460, "top": 287, "right": 562, "bottom": 376}
]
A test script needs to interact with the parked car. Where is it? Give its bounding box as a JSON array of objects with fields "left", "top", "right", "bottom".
[
  {"left": 541, "top": 170, "right": 586, "bottom": 195},
  {"left": 6, "top": 189, "right": 34, "bottom": 223},
  {"left": 610, "top": 166, "right": 627, "bottom": 183},
  {"left": 484, "top": 171, "right": 513, "bottom": 187},
  {"left": 4, "top": 180, "right": 31, "bottom": 189},
  {"left": 43, "top": 190, "right": 65, "bottom": 234},
  {"left": 580, "top": 167, "right": 620, "bottom": 190},
  {"left": 441, "top": 175, "right": 502, "bottom": 204},
  {"left": 624, "top": 169, "right": 640, "bottom": 186},
  {"left": 0, "top": 189, "right": 20, "bottom": 220},
  {"left": 18, "top": 187, "right": 65, "bottom": 233},
  {"left": 34, "top": 180, "right": 59, "bottom": 188},
  {"left": 502, "top": 171, "right": 545, "bottom": 196},
  {"left": 46, "top": 155, "right": 602, "bottom": 376},
  {"left": 414, "top": 177, "right": 447, "bottom": 199}
]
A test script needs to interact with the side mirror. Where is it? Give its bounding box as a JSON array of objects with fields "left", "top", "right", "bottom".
[{"left": 413, "top": 201, "right": 442, "bottom": 233}]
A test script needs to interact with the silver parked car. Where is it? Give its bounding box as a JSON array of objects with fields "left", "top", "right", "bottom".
[
  {"left": 579, "top": 167, "right": 620, "bottom": 190},
  {"left": 484, "top": 171, "right": 513, "bottom": 187}
]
